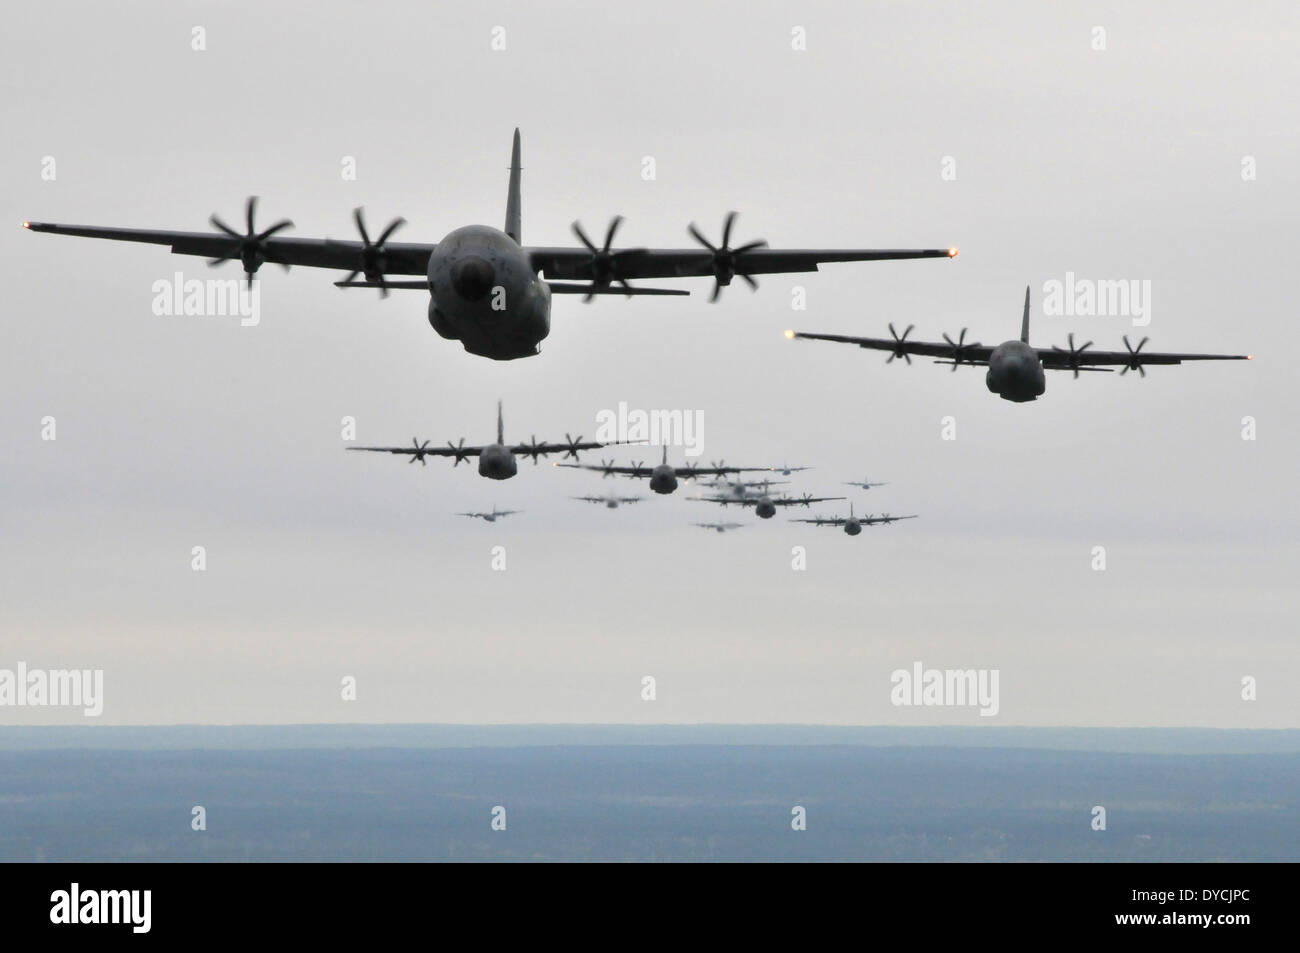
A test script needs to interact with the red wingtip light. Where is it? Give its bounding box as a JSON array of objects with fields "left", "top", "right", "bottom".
[
  {"left": 947, "top": 247, "right": 958, "bottom": 257},
  {"left": 22, "top": 221, "right": 30, "bottom": 228},
  {"left": 784, "top": 329, "right": 795, "bottom": 340}
]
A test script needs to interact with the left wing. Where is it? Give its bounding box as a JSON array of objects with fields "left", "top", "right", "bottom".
[
  {"left": 528, "top": 212, "right": 955, "bottom": 300},
  {"left": 764, "top": 495, "right": 846, "bottom": 508},
  {"left": 1036, "top": 336, "right": 1251, "bottom": 374}
]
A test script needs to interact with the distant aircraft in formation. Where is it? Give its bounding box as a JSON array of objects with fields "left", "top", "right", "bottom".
[
  {"left": 769, "top": 462, "right": 812, "bottom": 475},
  {"left": 843, "top": 477, "right": 888, "bottom": 490},
  {"left": 24, "top": 129, "right": 956, "bottom": 361},
  {"left": 695, "top": 522, "right": 746, "bottom": 534},
  {"left": 787, "top": 286, "right": 1250, "bottom": 402},
  {"left": 791, "top": 504, "right": 917, "bottom": 536},
  {"left": 348, "top": 401, "right": 620, "bottom": 480},
  {"left": 694, "top": 490, "right": 846, "bottom": 520},
  {"left": 457, "top": 505, "right": 520, "bottom": 523},
  {"left": 572, "top": 492, "right": 644, "bottom": 509},
  {"left": 556, "top": 446, "right": 775, "bottom": 496}
]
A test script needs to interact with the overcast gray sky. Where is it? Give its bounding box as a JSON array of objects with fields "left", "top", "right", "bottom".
[{"left": 2, "top": 1, "right": 1296, "bottom": 727}]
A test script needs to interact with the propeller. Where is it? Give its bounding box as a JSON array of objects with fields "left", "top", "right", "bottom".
[
  {"left": 710, "top": 459, "right": 728, "bottom": 472},
  {"left": 886, "top": 323, "right": 915, "bottom": 364},
  {"left": 687, "top": 212, "right": 767, "bottom": 302},
  {"left": 798, "top": 493, "right": 816, "bottom": 507},
  {"left": 598, "top": 458, "right": 617, "bottom": 477},
  {"left": 680, "top": 463, "right": 700, "bottom": 480},
  {"left": 341, "top": 207, "right": 406, "bottom": 297},
  {"left": 1051, "top": 332, "right": 1094, "bottom": 378},
  {"left": 563, "top": 434, "right": 586, "bottom": 460},
  {"left": 408, "top": 438, "right": 431, "bottom": 466},
  {"left": 1121, "top": 335, "right": 1150, "bottom": 376},
  {"left": 207, "top": 196, "right": 294, "bottom": 289},
  {"left": 447, "top": 438, "right": 470, "bottom": 466},
  {"left": 521, "top": 435, "right": 547, "bottom": 464},
  {"left": 942, "top": 327, "right": 982, "bottom": 370},
  {"left": 572, "top": 217, "right": 646, "bottom": 301}
]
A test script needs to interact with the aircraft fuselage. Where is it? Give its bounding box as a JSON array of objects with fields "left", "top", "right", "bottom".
[
  {"left": 427, "top": 225, "right": 550, "bottom": 360},
  {"left": 648, "top": 465, "right": 679, "bottom": 494},
  {"left": 985, "top": 340, "right": 1047, "bottom": 403},
  {"left": 478, "top": 443, "right": 519, "bottom": 480}
]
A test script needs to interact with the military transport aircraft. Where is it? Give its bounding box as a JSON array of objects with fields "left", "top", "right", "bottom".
[
  {"left": 791, "top": 504, "right": 917, "bottom": 536},
  {"left": 571, "top": 493, "right": 644, "bottom": 509},
  {"left": 787, "top": 286, "right": 1250, "bottom": 402},
  {"left": 24, "top": 129, "right": 957, "bottom": 361},
  {"left": 694, "top": 490, "right": 845, "bottom": 520},
  {"left": 843, "top": 477, "right": 889, "bottom": 490},
  {"left": 695, "top": 522, "right": 746, "bottom": 534},
  {"left": 457, "top": 505, "right": 520, "bottom": 523},
  {"left": 348, "top": 401, "right": 619, "bottom": 480},
  {"left": 555, "top": 446, "right": 775, "bottom": 496},
  {"left": 701, "top": 477, "right": 792, "bottom": 499},
  {"left": 769, "top": 462, "right": 812, "bottom": 475}
]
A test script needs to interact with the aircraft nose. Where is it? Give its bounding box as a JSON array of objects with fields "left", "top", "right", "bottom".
[{"left": 451, "top": 255, "right": 496, "bottom": 300}]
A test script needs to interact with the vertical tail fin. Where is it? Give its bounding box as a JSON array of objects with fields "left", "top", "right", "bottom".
[
  {"left": 496, "top": 400, "right": 504, "bottom": 444},
  {"left": 1020, "top": 285, "right": 1031, "bottom": 343},
  {"left": 505, "top": 128, "right": 522, "bottom": 244},
  {"left": 661, "top": 446, "right": 667, "bottom": 465}
]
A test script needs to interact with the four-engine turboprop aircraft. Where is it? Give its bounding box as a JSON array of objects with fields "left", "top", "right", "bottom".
[
  {"left": 791, "top": 503, "right": 918, "bottom": 536},
  {"left": 787, "top": 286, "right": 1250, "bottom": 402},
  {"left": 572, "top": 493, "right": 644, "bottom": 509},
  {"left": 694, "top": 490, "right": 846, "bottom": 520},
  {"left": 556, "top": 446, "right": 776, "bottom": 495},
  {"left": 457, "top": 505, "right": 520, "bottom": 522},
  {"left": 348, "top": 401, "right": 620, "bottom": 480},
  {"left": 24, "top": 129, "right": 957, "bottom": 361},
  {"left": 695, "top": 522, "right": 746, "bottom": 534},
  {"left": 843, "top": 477, "right": 888, "bottom": 490}
]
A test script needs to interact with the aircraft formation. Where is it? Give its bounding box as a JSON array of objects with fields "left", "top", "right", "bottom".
[
  {"left": 23, "top": 128, "right": 1251, "bottom": 544},
  {"left": 347, "top": 400, "right": 913, "bottom": 534}
]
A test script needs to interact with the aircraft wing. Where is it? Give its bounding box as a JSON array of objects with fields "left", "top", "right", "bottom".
[
  {"left": 24, "top": 216, "right": 433, "bottom": 276},
  {"left": 790, "top": 516, "right": 844, "bottom": 526},
  {"left": 348, "top": 443, "right": 484, "bottom": 459},
  {"left": 863, "top": 515, "right": 919, "bottom": 524},
  {"left": 788, "top": 329, "right": 995, "bottom": 365},
  {"left": 770, "top": 495, "right": 847, "bottom": 507},
  {"left": 530, "top": 246, "right": 956, "bottom": 282},
  {"left": 676, "top": 465, "right": 772, "bottom": 478},
  {"left": 1036, "top": 343, "right": 1251, "bottom": 371},
  {"left": 510, "top": 439, "right": 610, "bottom": 460},
  {"left": 555, "top": 462, "right": 654, "bottom": 478}
]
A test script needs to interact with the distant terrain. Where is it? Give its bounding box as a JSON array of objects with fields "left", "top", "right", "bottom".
[{"left": 1, "top": 727, "right": 1296, "bottom": 862}]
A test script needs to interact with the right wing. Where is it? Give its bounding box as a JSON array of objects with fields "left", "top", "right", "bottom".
[{"left": 787, "top": 326, "right": 994, "bottom": 366}]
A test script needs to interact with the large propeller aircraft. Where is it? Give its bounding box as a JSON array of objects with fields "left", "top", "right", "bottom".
[
  {"left": 791, "top": 504, "right": 917, "bottom": 536},
  {"left": 348, "top": 401, "right": 620, "bottom": 481},
  {"left": 843, "top": 477, "right": 889, "bottom": 490},
  {"left": 457, "top": 505, "right": 521, "bottom": 523},
  {"left": 787, "top": 286, "right": 1250, "bottom": 402},
  {"left": 694, "top": 522, "right": 746, "bottom": 534},
  {"left": 24, "top": 129, "right": 957, "bottom": 361},
  {"left": 571, "top": 493, "right": 644, "bottom": 509},
  {"left": 555, "top": 446, "right": 775, "bottom": 496},
  {"left": 694, "top": 490, "right": 845, "bottom": 520}
]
